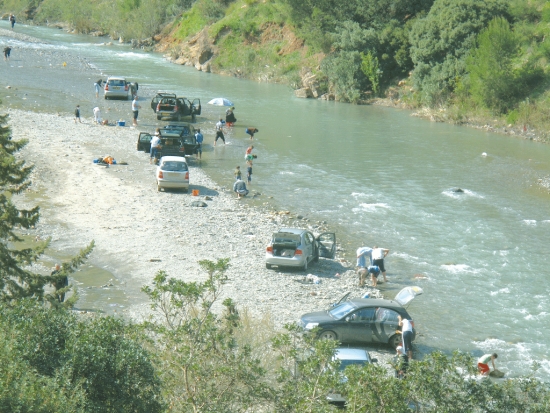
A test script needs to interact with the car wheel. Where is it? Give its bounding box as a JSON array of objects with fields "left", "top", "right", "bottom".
[
  {"left": 389, "top": 334, "right": 402, "bottom": 349},
  {"left": 313, "top": 248, "right": 319, "bottom": 263},
  {"left": 302, "top": 258, "right": 308, "bottom": 271},
  {"left": 266, "top": 263, "right": 272, "bottom": 269},
  {"left": 319, "top": 330, "right": 337, "bottom": 341},
  {"left": 157, "top": 184, "right": 161, "bottom": 192},
  {"left": 192, "top": 114, "right": 196, "bottom": 123},
  {"left": 157, "top": 115, "right": 161, "bottom": 120}
]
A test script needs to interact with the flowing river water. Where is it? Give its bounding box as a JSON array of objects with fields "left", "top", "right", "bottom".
[{"left": 2, "top": 22, "right": 550, "bottom": 381}]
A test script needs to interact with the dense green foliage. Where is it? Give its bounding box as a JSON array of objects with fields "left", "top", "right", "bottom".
[{"left": 0, "top": 300, "right": 163, "bottom": 412}]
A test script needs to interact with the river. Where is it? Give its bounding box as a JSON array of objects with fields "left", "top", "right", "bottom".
[{"left": 2, "top": 22, "right": 550, "bottom": 381}]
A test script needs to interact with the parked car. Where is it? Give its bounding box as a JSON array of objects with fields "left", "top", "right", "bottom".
[
  {"left": 104, "top": 76, "right": 129, "bottom": 100},
  {"left": 156, "top": 156, "right": 189, "bottom": 192},
  {"left": 265, "top": 228, "right": 336, "bottom": 270},
  {"left": 327, "top": 348, "right": 376, "bottom": 406},
  {"left": 300, "top": 290, "right": 418, "bottom": 348},
  {"left": 150, "top": 92, "right": 201, "bottom": 121},
  {"left": 137, "top": 124, "right": 199, "bottom": 160}
]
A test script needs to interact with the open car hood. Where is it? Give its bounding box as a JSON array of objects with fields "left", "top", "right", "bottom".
[{"left": 394, "top": 286, "right": 423, "bottom": 307}]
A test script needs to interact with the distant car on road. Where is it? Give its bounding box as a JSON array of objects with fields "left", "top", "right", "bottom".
[
  {"left": 327, "top": 348, "right": 376, "bottom": 406},
  {"left": 150, "top": 92, "right": 201, "bottom": 121},
  {"left": 265, "top": 228, "right": 336, "bottom": 271},
  {"left": 156, "top": 156, "right": 189, "bottom": 192},
  {"left": 300, "top": 292, "right": 417, "bottom": 348},
  {"left": 104, "top": 76, "right": 130, "bottom": 100}
]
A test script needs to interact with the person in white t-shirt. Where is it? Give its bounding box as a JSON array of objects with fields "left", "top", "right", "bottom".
[
  {"left": 398, "top": 315, "right": 414, "bottom": 359},
  {"left": 372, "top": 246, "right": 389, "bottom": 282}
]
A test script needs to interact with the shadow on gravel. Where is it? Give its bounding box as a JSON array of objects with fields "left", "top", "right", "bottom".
[{"left": 270, "top": 259, "right": 349, "bottom": 276}]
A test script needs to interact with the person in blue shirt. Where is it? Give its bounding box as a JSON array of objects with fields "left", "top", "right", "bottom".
[{"left": 195, "top": 129, "right": 203, "bottom": 159}]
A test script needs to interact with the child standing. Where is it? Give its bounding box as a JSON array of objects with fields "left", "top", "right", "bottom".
[
  {"left": 234, "top": 166, "right": 242, "bottom": 181},
  {"left": 247, "top": 164, "right": 252, "bottom": 185},
  {"left": 74, "top": 105, "right": 82, "bottom": 123}
]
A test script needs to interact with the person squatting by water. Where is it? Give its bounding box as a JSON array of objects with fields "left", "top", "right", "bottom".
[
  {"left": 214, "top": 118, "right": 226, "bottom": 146},
  {"left": 4, "top": 46, "right": 12, "bottom": 60},
  {"left": 233, "top": 179, "right": 249, "bottom": 198},
  {"left": 245, "top": 127, "right": 259, "bottom": 139},
  {"left": 356, "top": 246, "right": 373, "bottom": 287},
  {"left": 477, "top": 353, "right": 498, "bottom": 376}
]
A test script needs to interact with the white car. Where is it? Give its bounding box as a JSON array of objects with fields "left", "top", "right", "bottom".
[
  {"left": 104, "top": 76, "right": 129, "bottom": 100},
  {"left": 265, "top": 228, "right": 336, "bottom": 270},
  {"left": 156, "top": 156, "right": 189, "bottom": 192}
]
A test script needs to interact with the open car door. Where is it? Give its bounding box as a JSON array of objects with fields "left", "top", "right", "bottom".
[
  {"left": 137, "top": 132, "right": 152, "bottom": 152},
  {"left": 191, "top": 98, "right": 201, "bottom": 115},
  {"left": 151, "top": 93, "right": 176, "bottom": 111},
  {"left": 394, "top": 286, "right": 423, "bottom": 308},
  {"left": 317, "top": 232, "right": 336, "bottom": 258}
]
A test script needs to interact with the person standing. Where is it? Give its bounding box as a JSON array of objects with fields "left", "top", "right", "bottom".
[
  {"left": 477, "top": 353, "right": 498, "bottom": 376},
  {"left": 9, "top": 14, "right": 15, "bottom": 30},
  {"left": 132, "top": 95, "right": 141, "bottom": 126},
  {"left": 214, "top": 118, "right": 225, "bottom": 146},
  {"left": 245, "top": 127, "right": 259, "bottom": 139},
  {"left": 3, "top": 46, "right": 11, "bottom": 61},
  {"left": 94, "top": 79, "right": 103, "bottom": 98},
  {"left": 225, "top": 106, "right": 236, "bottom": 126},
  {"left": 356, "top": 247, "right": 372, "bottom": 287},
  {"left": 398, "top": 315, "right": 414, "bottom": 359},
  {"left": 372, "top": 246, "right": 389, "bottom": 282},
  {"left": 195, "top": 128, "right": 203, "bottom": 159},
  {"left": 246, "top": 164, "right": 252, "bottom": 185},
  {"left": 234, "top": 165, "right": 242, "bottom": 181},
  {"left": 74, "top": 105, "right": 82, "bottom": 123},
  {"left": 150, "top": 129, "right": 161, "bottom": 164},
  {"left": 93, "top": 106, "right": 101, "bottom": 124}
]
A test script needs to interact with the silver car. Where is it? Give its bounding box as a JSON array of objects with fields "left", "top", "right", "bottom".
[
  {"left": 265, "top": 228, "right": 336, "bottom": 270},
  {"left": 327, "top": 348, "right": 375, "bottom": 406},
  {"left": 156, "top": 156, "right": 189, "bottom": 192},
  {"left": 104, "top": 76, "right": 129, "bottom": 100}
]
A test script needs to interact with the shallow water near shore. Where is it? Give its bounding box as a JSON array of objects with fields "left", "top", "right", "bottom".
[{"left": 2, "top": 22, "right": 550, "bottom": 381}]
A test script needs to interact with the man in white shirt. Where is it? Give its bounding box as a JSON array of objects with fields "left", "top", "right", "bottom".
[
  {"left": 132, "top": 96, "right": 141, "bottom": 126},
  {"left": 398, "top": 315, "right": 414, "bottom": 359},
  {"left": 214, "top": 118, "right": 225, "bottom": 146},
  {"left": 150, "top": 129, "right": 161, "bottom": 164},
  {"left": 372, "top": 246, "right": 389, "bottom": 282}
]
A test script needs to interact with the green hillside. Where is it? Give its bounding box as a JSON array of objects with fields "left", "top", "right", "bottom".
[{"left": 3, "top": 0, "right": 550, "bottom": 139}]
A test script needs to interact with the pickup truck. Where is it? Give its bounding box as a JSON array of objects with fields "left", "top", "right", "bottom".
[
  {"left": 137, "top": 124, "right": 199, "bottom": 162},
  {"left": 150, "top": 93, "right": 201, "bottom": 122}
]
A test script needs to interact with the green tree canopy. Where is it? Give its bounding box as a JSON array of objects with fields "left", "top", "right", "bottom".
[{"left": 409, "top": 0, "right": 509, "bottom": 105}]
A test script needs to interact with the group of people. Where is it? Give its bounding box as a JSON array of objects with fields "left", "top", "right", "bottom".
[
  {"left": 356, "top": 245, "right": 389, "bottom": 288},
  {"left": 233, "top": 145, "right": 256, "bottom": 198}
]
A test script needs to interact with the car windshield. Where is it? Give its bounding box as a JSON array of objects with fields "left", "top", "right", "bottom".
[
  {"left": 338, "top": 359, "right": 368, "bottom": 371},
  {"left": 328, "top": 302, "right": 357, "bottom": 320},
  {"left": 109, "top": 80, "right": 125, "bottom": 86},
  {"left": 161, "top": 161, "right": 187, "bottom": 171}
]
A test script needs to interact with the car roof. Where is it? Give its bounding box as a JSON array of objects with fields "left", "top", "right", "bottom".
[
  {"left": 159, "top": 156, "right": 187, "bottom": 163},
  {"left": 277, "top": 228, "right": 307, "bottom": 235},
  {"left": 106, "top": 76, "right": 126, "bottom": 80},
  {"left": 346, "top": 298, "right": 408, "bottom": 312},
  {"left": 335, "top": 348, "right": 369, "bottom": 361}
]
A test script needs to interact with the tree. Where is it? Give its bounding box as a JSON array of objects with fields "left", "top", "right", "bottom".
[
  {"left": 142, "top": 259, "right": 273, "bottom": 413},
  {"left": 466, "top": 18, "right": 520, "bottom": 113},
  {"left": 0, "top": 112, "right": 94, "bottom": 304},
  {"left": 409, "top": 0, "right": 509, "bottom": 105},
  {"left": 0, "top": 112, "right": 48, "bottom": 302}
]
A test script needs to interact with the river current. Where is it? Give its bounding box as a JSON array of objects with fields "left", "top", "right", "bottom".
[{"left": 2, "top": 22, "right": 550, "bottom": 381}]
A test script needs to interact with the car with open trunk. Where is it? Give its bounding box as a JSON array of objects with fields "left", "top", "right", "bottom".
[{"left": 150, "top": 92, "right": 201, "bottom": 121}]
